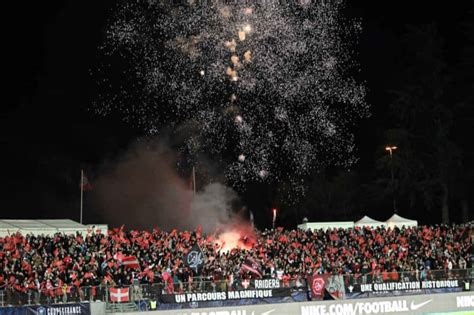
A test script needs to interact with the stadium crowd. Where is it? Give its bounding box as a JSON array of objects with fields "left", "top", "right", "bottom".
[{"left": 0, "top": 224, "right": 472, "bottom": 298}]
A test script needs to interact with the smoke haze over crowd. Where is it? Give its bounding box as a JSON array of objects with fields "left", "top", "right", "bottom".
[{"left": 91, "top": 139, "right": 248, "bottom": 233}]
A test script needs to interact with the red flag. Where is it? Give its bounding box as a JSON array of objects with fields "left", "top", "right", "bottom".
[
  {"left": 109, "top": 288, "right": 129, "bottom": 303},
  {"left": 121, "top": 256, "right": 140, "bottom": 269},
  {"left": 80, "top": 171, "right": 92, "bottom": 191}
]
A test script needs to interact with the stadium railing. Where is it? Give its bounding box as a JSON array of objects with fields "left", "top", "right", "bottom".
[
  {"left": 0, "top": 277, "right": 305, "bottom": 307},
  {"left": 0, "top": 268, "right": 472, "bottom": 307}
]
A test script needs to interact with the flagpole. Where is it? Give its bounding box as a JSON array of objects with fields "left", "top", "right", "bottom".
[
  {"left": 80, "top": 169, "right": 84, "bottom": 224},
  {"left": 192, "top": 166, "right": 196, "bottom": 196}
]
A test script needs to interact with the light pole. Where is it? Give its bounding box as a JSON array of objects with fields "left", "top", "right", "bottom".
[{"left": 385, "top": 146, "right": 398, "bottom": 213}]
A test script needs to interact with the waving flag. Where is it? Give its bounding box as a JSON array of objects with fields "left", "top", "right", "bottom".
[
  {"left": 241, "top": 257, "right": 262, "bottom": 278},
  {"left": 121, "top": 256, "right": 140, "bottom": 269},
  {"left": 80, "top": 171, "right": 92, "bottom": 191}
]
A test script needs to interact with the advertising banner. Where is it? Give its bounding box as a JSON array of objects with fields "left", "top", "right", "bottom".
[
  {"left": 153, "top": 279, "right": 305, "bottom": 311},
  {"left": 159, "top": 287, "right": 292, "bottom": 304},
  {"left": 345, "top": 279, "right": 464, "bottom": 298},
  {"left": 154, "top": 291, "right": 307, "bottom": 311},
  {"left": 140, "top": 292, "right": 474, "bottom": 315},
  {"left": 0, "top": 303, "right": 90, "bottom": 315}
]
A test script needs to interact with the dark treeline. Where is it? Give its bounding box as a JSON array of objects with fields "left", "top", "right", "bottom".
[{"left": 277, "top": 2, "right": 474, "bottom": 227}]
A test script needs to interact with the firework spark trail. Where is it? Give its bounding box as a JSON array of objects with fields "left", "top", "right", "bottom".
[{"left": 96, "top": 0, "right": 368, "bottom": 198}]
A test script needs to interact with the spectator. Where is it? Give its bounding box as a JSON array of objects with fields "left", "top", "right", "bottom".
[{"left": 0, "top": 224, "right": 471, "bottom": 299}]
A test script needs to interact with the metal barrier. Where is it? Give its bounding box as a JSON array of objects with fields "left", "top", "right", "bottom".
[
  {"left": 0, "top": 285, "right": 108, "bottom": 307},
  {"left": 0, "top": 277, "right": 305, "bottom": 307},
  {"left": 0, "top": 269, "right": 472, "bottom": 307}
]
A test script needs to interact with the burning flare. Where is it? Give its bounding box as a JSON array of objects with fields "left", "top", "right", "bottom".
[{"left": 214, "top": 222, "right": 256, "bottom": 253}]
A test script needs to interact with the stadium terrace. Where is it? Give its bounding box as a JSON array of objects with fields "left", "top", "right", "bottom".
[{"left": 0, "top": 224, "right": 471, "bottom": 302}]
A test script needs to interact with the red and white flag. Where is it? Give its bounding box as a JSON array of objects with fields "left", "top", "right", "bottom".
[
  {"left": 109, "top": 288, "right": 129, "bottom": 303},
  {"left": 121, "top": 256, "right": 140, "bottom": 269}
]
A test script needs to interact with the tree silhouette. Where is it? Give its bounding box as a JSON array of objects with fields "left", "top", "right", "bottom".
[
  {"left": 450, "top": 6, "right": 474, "bottom": 222},
  {"left": 385, "top": 24, "right": 460, "bottom": 223}
]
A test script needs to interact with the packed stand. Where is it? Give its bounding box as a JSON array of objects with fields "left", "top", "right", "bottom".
[{"left": 0, "top": 224, "right": 472, "bottom": 298}]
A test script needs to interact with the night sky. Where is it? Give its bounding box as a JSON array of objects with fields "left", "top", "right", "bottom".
[{"left": 2, "top": 1, "right": 473, "bottom": 229}]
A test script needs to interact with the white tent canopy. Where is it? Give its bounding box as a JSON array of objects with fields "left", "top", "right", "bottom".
[
  {"left": 0, "top": 219, "right": 108, "bottom": 237},
  {"left": 355, "top": 216, "right": 386, "bottom": 228},
  {"left": 385, "top": 214, "right": 418, "bottom": 229}
]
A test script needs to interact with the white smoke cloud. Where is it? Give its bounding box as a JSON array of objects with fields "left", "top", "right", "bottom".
[
  {"left": 189, "top": 183, "right": 238, "bottom": 233},
  {"left": 91, "top": 138, "right": 244, "bottom": 232}
]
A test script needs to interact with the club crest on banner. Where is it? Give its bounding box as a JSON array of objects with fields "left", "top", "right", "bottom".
[
  {"left": 312, "top": 277, "right": 324, "bottom": 294},
  {"left": 307, "top": 274, "right": 329, "bottom": 300},
  {"left": 187, "top": 250, "right": 203, "bottom": 270}
]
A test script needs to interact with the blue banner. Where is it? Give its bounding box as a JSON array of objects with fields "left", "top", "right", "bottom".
[{"left": 0, "top": 303, "right": 90, "bottom": 315}]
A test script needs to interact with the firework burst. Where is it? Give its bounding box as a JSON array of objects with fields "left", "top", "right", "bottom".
[{"left": 96, "top": 0, "right": 368, "bottom": 197}]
